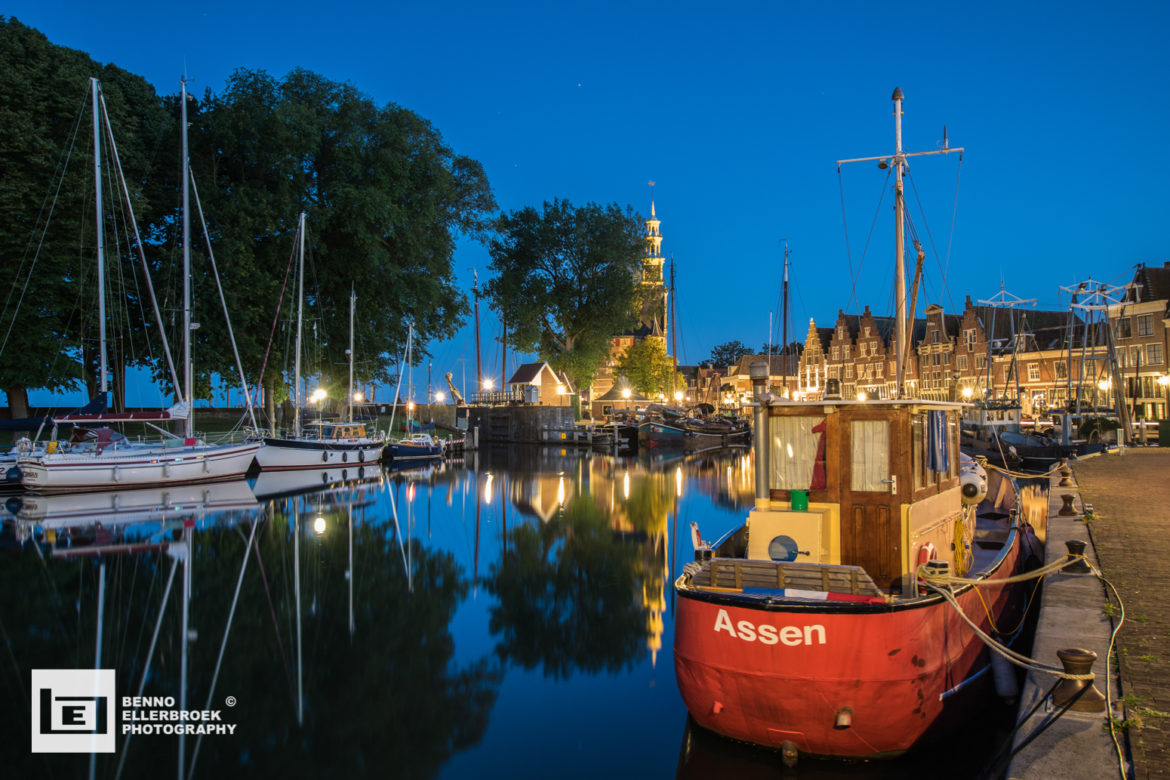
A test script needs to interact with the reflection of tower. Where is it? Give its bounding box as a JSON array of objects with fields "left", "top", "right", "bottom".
[{"left": 638, "top": 188, "right": 667, "bottom": 343}]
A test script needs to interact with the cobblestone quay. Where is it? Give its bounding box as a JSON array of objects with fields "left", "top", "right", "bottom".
[{"left": 1076, "top": 450, "right": 1170, "bottom": 780}]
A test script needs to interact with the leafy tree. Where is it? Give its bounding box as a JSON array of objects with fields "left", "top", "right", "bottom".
[
  {"left": 0, "top": 18, "right": 174, "bottom": 414},
  {"left": 485, "top": 199, "right": 643, "bottom": 390},
  {"left": 709, "top": 340, "right": 750, "bottom": 368},
  {"left": 617, "top": 337, "right": 682, "bottom": 398},
  {"left": 181, "top": 67, "right": 495, "bottom": 421}
]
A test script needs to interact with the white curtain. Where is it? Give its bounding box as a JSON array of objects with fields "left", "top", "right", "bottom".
[
  {"left": 770, "top": 416, "right": 822, "bottom": 490},
  {"left": 851, "top": 419, "right": 889, "bottom": 492}
]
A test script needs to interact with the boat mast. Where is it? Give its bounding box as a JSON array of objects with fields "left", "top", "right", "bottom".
[
  {"left": 293, "top": 212, "right": 305, "bottom": 437},
  {"left": 348, "top": 285, "right": 355, "bottom": 424},
  {"left": 473, "top": 270, "right": 482, "bottom": 393},
  {"left": 837, "top": 88, "right": 963, "bottom": 400},
  {"left": 892, "top": 89, "right": 907, "bottom": 397},
  {"left": 781, "top": 240, "right": 790, "bottom": 394},
  {"left": 670, "top": 256, "right": 678, "bottom": 399},
  {"left": 90, "top": 78, "right": 108, "bottom": 398},
  {"left": 180, "top": 78, "right": 193, "bottom": 438}
]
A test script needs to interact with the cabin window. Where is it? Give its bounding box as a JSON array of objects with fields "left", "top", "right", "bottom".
[
  {"left": 769, "top": 415, "right": 827, "bottom": 491},
  {"left": 850, "top": 420, "right": 889, "bottom": 492}
]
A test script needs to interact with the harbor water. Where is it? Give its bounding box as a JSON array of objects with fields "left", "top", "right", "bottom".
[{"left": 1, "top": 447, "right": 1021, "bottom": 778}]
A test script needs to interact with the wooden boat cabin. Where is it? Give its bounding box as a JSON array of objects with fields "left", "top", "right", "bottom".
[{"left": 738, "top": 399, "right": 964, "bottom": 596}]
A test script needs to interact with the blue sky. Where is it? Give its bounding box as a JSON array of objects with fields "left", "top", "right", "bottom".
[{"left": 7, "top": 0, "right": 1169, "bottom": 403}]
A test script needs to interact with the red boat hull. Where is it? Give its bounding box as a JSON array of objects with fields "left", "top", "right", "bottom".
[{"left": 673, "top": 535, "right": 1028, "bottom": 758}]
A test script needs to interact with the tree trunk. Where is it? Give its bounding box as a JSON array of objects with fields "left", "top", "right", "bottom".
[
  {"left": 5, "top": 384, "right": 30, "bottom": 419},
  {"left": 265, "top": 380, "right": 278, "bottom": 436}
]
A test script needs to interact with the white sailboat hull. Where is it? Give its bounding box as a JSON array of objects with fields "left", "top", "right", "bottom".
[
  {"left": 17, "top": 441, "right": 261, "bottom": 493},
  {"left": 253, "top": 438, "right": 384, "bottom": 470}
]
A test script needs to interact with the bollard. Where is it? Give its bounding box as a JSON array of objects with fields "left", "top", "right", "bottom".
[
  {"left": 1058, "top": 493, "right": 1078, "bottom": 516},
  {"left": 1051, "top": 648, "right": 1106, "bottom": 712},
  {"left": 1064, "top": 539, "right": 1092, "bottom": 573},
  {"left": 1058, "top": 460, "right": 1074, "bottom": 487}
]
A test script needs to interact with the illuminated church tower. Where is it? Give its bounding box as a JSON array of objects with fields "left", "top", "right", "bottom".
[{"left": 637, "top": 188, "right": 668, "bottom": 343}]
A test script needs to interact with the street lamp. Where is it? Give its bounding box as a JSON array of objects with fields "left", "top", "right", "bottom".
[
  {"left": 674, "top": 390, "right": 684, "bottom": 403},
  {"left": 434, "top": 390, "right": 446, "bottom": 403},
  {"left": 482, "top": 377, "right": 495, "bottom": 391},
  {"left": 352, "top": 391, "right": 364, "bottom": 404},
  {"left": 310, "top": 388, "right": 327, "bottom": 404},
  {"left": 857, "top": 391, "right": 868, "bottom": 402},
  {"left": 961, "top": 386, "right": 974, "bottom": 400}
]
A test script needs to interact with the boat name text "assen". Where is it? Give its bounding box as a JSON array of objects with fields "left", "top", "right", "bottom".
[{"left": 713, "top": 608, "right": 826, "bottom": 646}]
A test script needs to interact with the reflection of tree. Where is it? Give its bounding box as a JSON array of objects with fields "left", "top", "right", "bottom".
[
  {"left": 485, "top": 495, "right": 648, "bottom": 679},
  {"left": 0, "top": 505, "right": 501, "bottom": 779}
]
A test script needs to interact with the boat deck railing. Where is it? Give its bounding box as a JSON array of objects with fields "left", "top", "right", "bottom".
[{"left": 685, "top": 557, "right": 884, "bottom": 598}]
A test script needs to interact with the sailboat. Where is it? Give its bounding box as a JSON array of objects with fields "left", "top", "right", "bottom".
[
  {"left": 253, "top": 215, "right": 385, "bottom": 470},
  {"left": 16, "top": 78, "right": 259, "bottom": 492},
  {"left": 383, "top": 324, "right": 443, "bottom": 461},
  {"left": 673, "top": 89, "right": 1043, "bottom": 761}
]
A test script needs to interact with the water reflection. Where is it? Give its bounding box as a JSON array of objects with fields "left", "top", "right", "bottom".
[{"left": 0, "top": 449, "right": 768, "bottom": 779}]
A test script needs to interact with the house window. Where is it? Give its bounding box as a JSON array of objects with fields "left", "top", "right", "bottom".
[
  {"left": 1131, "top": 346, "right": 1142, "bottom": 367},
  {"left": 1147, "top": 343, "right": 1164, "bottom": 365},
  {"left": 1137, "top": 315, "right": 1154, "bottom": 337},
  {"left": 831, "top": 346, "right": 840, "bottom": 361},
  {"left": 931, "top": 331, "right": 940, "bottom": 343},
  {"left": 844, "top": 345, "right": 852, "bottom": 359},
  {"left": 965, "top": 329, "right": 976, "bottom": 348},
  {"left": 975, "top": 355, "right": 987, "bottom": 370},
  {"left": 859, "top": 343, "right": 867, "bottom": 358},
  {"left": 846, "top": 364, "right": 853, "bottom": 379},
  {"left": 1055, "top": 362, "right": 1069, "bottom": 380},
  {"left": 958, "top": 355, "right": 968, "bottom": 371},
  {"left": 1028, "top": 363, "right": 1040, "bottom": 381},
  {"left": 1115, "top": 317, "right": 1132, "bottom": 339}
]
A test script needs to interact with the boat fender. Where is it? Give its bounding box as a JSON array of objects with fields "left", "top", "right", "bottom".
[
  {"left": 322, "top": 451, "right": 329, "bottom": 463},
  {"left": 342, "top": 452, "right": 348, "bottom": 463},
  {"left": 5, "top": 466, "right": 21, "bottom": 484},
  {"left": 916, "top": 542, "right": 938, "bottom": 594},
  {"left": 991, "top": 649, "right": 1019, "bottom": 703}
]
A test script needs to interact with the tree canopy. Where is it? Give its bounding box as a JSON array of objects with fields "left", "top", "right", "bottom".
[
  {"left": 0, "top": 18, "right": 495, "bottom": 417},
  {"left": 709, "top": 340, "right": 750, "bottom": 368},
  {"left": 616, "top": 337, "right": 681, "bottom": 398},
  {"left": 485, "top": 199, "right": 643, "bottom": 390}
]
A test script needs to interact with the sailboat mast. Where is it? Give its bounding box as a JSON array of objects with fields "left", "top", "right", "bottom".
[
  {"left": 670, "top": 256, "right": 678, "bottom": 398},
  {"left": 180, "top": 79, "right": 195, "bottom": 438},
  {"left": 91, "top": 78, "right": 108, "bottom": 397},
  {"left": 294, "top": 212, "right": 305, "bottom": 437},
  {"left": 348, "top": 285, "right": 355, "bottom": 424},
  {"left": 892, "top": 88, "right": 907, "bottom": 399},
  {"left": 782, "top": 241, "right": 790, "bottom": 393},
  {"left": 473, "top": 271, "right": 482, "bottom": 392}
]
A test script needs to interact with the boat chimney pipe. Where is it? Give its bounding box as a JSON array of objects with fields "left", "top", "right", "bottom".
[{"left": 750, "top": 361, "right": 770, "bottom": 510}]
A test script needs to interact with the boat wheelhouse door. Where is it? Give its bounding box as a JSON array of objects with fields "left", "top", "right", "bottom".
[{"left": 838, "top": 407, "right": 904, "bottom": 591}]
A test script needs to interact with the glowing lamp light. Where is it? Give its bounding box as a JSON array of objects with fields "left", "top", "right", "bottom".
[
  {"left": 857, "top": 391, "right": 868, "bottom": 402},
  {"left": 434, "top": 390, "right": 446, "bottom": 402},
  {"left": 407, "top": 400, "right": 415, "bottom": 412},
  {"left": 621, "top": 387, "right": 632, "bottom": 399},
  {"left": 483, "top": 472, "right": 494, "bottom": 505},
  {"left": 674, "top": 391, "right": 683, "bottom": 402},
  {"left": 310, "top": 388, "right": 327, "bottom": 403},
  {"left": 482, "top": 377, "right": 495, "bottom": 391},
  {"left": 623, "top": 471, "right": 630, "bottom": 500},
  {"left": 961, "top": 386, "right": 974, "bottom": 399},
  {"left": 556, "top": 384, "right": 566, "bottom": 395},
  {"left": 1159, "top": 375, "right": 1170, "bottom": 387},
  {"left": 1097, "top": 379, "right": 1111, "bottom": 392},
  {"left": 312, "top": 516, "right": 326, "bottom": 535},
  {"left": 675, "top": 466, "right": 683, "bottom": 498},
  {"left": 352, "top": 391, "right": 364, "bottom": 403}
]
